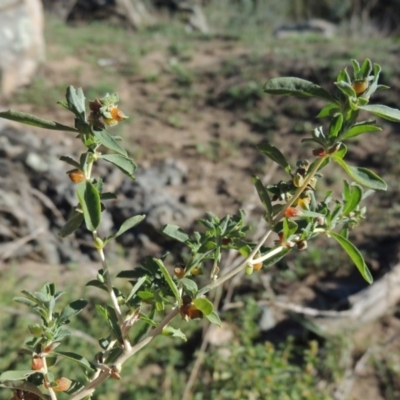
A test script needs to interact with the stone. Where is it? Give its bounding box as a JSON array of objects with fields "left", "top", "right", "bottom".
[
  {"left": 0, "top": 0, "right": 46, "bottom": 97},
  {"left": 274, "top": 19, "right": 337, "bottom": 39}
]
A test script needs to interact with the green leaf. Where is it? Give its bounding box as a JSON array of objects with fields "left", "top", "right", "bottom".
[
  {"left": 262, "top": 246, "right": 291, "bottom": 269},
  {"left": 93, "top": 130, "right": 127, "bottom": 156},
  {"left": 257, "top": 143, "right": 290, "bottom": 173},
  {"left": 206, "top": 310, "right": 222, "bottom": 327},
  {"left": 328, "top": 114, "right": 343, "bottom": 138},
  {"left": 252, "top": 176, "right": 273, "bottom": 224},
  {"left": 0, "top": 371, "right": 37, "bottom": 381},
  {"left": 341, "top": 124, "right": 382, "bottom": 140},
  {"left": 329, "top": 232, "right": 373, "bottom": 284},
  {"left": 104, "top": 215, "right": 145, "bottom": 244},
  {"left": 363, "top": 63, "right": 382, "bottom": 99},
  {"left": 299, "top": 210, "right": 325, "bottom": 219},
  {"left": 0, "top": 110, "right": 78, "bottom": 132},
  {"left": 193, "top": 298, "right": 213, "bottom": 316},
  {"left": 77, "top": 181, "right": 102, "bottom": 231},
  {"left": 126, "top": 276, "right": 147, "bottom": 302},
  {"left": 53, "top": 351, "right": 95, "bottom": 371},
  {"left": 85, "top": 280, "right": 107, "bottom": 292},
  {"left": 337, "top": 68, "right": 351, "bottom": 84},
  {"left": 282, "top": 218, "right": 298, "bottom": 241},
  {"left": 58, "top": 300, "right": 88, "bottom": 325},
  {"left": 0, "top": 381, "right": 48, "bottom": 400},
  {"left": 179, "top": 278, "right": 198, "bottom": 296},
  {"left": 13, "top": 297, "right": 36, "bottom": 307},
  {"left": 138, "top": 291, "right": 154, "bottom": 301},
  {"left": 100, "top": 154, "right": 136, "bottom": 179},
  {"left": 59, "top": 156, "right": 81, "bottom": 169},
  {"left": 64, "top": 380, "right": 85, "bottom": 395},
  {"left": 342, "top": 183, "right": 362, "bottom": 215},
  {"left": 161, "top": 225, "right": 190, "bottom": 243},
  {"left": 58, "top": 209, "right": 84, "bottom": 238},
  {"left": 53, "top": 327, "right": 71, "bottom": 342},
  {"left": 333, "top": 157, "right": 387, "bottom": 191},
  {"left": 358, "top": 104, "right": 400, "bottom": 123},
  {"left": 334, "top": 81, "right": 356, "bottom": 98},
  {"left": 333, "top": 143, "right": 347, "bottom": 160},
  {"left": 100, "top": 192, "right": 118, "bottom": 201},
  {"left": 65, "top": 86, "right": 86, "bottom": 121},
  {"left": 116, "top": 270, "right": 139, "bottom": 279},
  {"left": 359, "top": 59, "right": 372, "bottom": 79},
  {"left": 153, "top": 258, "right": 181, "bottom": 304},
  {"left": 351, "top": 59, "right": 360, "bottom": 74},
  {"left": 316, "top": 103, "right": 340, "bottom": 118},
  {"left": 263, "top": 77, "right": 335, "bottom": 102},
  {"left": 162, "top": 326, "right": 187, "bottom": 341}
]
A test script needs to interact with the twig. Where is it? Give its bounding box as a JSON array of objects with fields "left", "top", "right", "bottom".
[
  {"left": 0, "top": 227, "right": 45, "bottom": 260},
  {"left": 198, "top": 230, "right": 276, "bottom": 296},
  {"left": 29, "top": 187, "right": 66, "bottom": 223},
  {"left": 181, "top": 281, "right": 225, "bottom": 400},
  {"left": 71, "top": 308, "right": 180, "bottom": 400},
  {"left": 42, "top": 356, "right": 58, "bottom": 400},
  {"left": 270, "top": 300, "right": 353, "bottom": 318}
]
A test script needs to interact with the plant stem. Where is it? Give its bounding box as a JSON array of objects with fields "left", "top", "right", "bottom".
[
  {"left": 70, "top": 308, "right": 180, "bottom": 400},
  {"left": 198, "top": 157, "right": 326, "bottom": 297},
  {"left": 197, "top": 229, "right": 273, "bottom": 296},
  {"left": 93, "top": 232, "right": 123, "bottom": 324},
  {"left": 272, "top": 156, "right": 328, "bottom": 225},
  {"left": 42, "top": 357, "right": 57, "bottom": 400},
  {"left": 249, "top": 245, "right": 285, "bottom": 265}
]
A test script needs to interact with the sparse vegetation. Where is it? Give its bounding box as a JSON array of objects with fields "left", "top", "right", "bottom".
[{"left": 1, "top": 4, "right": 400, "bottom": 400}]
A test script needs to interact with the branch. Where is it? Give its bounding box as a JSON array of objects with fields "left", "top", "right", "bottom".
[{"left": 70, "top": 308, "right": 180, "bottom": 400}]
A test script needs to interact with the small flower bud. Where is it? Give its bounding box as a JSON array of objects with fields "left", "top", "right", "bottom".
[
  {"left": 292, "top": 172, "right": 305, "bottom": 188},
  {"left": 180, "top": 304, "right": 203, "bottom": 320},
  {"left": 94, "top": 237, "right": 104, "bottom": 250},
  {"left": 312, "top": 148, "right": 326, "bottom": 157},
  {"left": 68, "top": 169, "right": 85, "bottom": 183},
  {"left": 351, "top": 79, "right": 368, "bottom": 96},
  {"left": 111, "top": 366, "right": 121, "bottom": 380},
  {"left": 221, "top": 237, "right": 231, "bottom": 246},
  {"left": 296, "top": 240, "right": 308, "bottom": 251},
  {"left": 284, "top": 207, "right": 302, "bottom": 218},
  {"left": 245, "top": 264, "right": 254, "bottom": 275},
  {"left": 253, "top": 261, "right": 263, "bottom": 272},
  {"left": 31, "top": 356, "right": 43, "bottom": 371},
  {"left": 174, "top": 267, "right": 185, "bottom": 279},
  {"left": 191, "top": 266, "right": 203, "bottom": 276},
  {"left": 52, "top": 378, "right": 72, "bottom": 392}
]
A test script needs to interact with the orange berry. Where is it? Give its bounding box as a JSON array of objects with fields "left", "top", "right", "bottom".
[
  {"left": 52, "top": 378, "right": 72, "bottom": 392},
  {"left": 68, "top": 169, "right": 85, "bottom": 183},
  {"left": 31, "top": 356, "right": 43, "bottom": 371},
  {"left": 253, "top": 262, "right": 263, "bottom": 271},
  {"left": 351, "top": 80, "right": 368, "bottom": 96},
  {"left": 179, "top": 304, "right": 203, "bottom": 320},
  {"left": 174, "top": 267, "right": 185, "bottom": 279},
  {"left": 186, "top": 305, "right": 203, "bottom": 320},
  {"left": 312, "top": 148, "right": 326, "bottom": 157}
]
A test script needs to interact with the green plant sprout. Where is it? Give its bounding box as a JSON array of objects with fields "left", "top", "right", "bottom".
[{"left": 0, "top": 58, "right": 399, "bottom": 400}]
